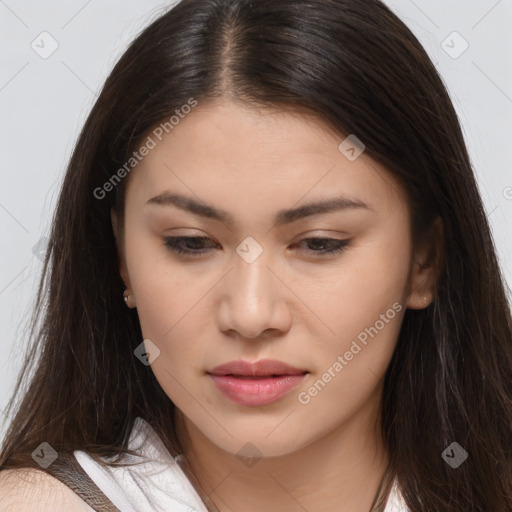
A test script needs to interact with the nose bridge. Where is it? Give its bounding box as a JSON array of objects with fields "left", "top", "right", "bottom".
[
  {"left": 217, "top": 238, "right": 286, "bottom": 338},
  {"left": 232, "top": 241, "right": 274, "bottom": 309}
]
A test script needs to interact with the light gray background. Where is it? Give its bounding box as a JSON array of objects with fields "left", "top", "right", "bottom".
[{"left": 1, "top": 0, "right": 511, "bottom": 439}]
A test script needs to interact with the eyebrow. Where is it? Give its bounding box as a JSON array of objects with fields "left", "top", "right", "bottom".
[{"left": 145, "top": 192, "right": 372, "bottom": 226}]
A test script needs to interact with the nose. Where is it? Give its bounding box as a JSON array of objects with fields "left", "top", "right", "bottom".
[{"left": 217, "top": 249, "right": 292, "bottom": 340}]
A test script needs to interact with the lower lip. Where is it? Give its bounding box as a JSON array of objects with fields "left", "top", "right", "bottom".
[{"left": 209, "top": 374, "right": 307, "bottom": 406}]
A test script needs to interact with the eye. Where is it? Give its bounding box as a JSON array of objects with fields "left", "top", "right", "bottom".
[
  {"left": 163, "top": 236, "right": 217, "bottom": 256},
  {"left": 163, "top": 236, "right": 351, "bottom": 257},
  {"left": 292, "top": 237, "right": 351, "bottom": 256}
]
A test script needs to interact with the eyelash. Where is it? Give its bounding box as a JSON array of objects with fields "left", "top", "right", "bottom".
[{"left": 162, "top": 236, "right": 351, "bottom": 257}]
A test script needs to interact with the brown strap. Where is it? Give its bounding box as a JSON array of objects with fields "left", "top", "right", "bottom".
[{"left": 41, "top": 452, "right": 122, "bottom": 512}]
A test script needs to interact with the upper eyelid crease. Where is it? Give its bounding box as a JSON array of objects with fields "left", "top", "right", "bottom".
[{"left": 145, "top": 192, "right": 372, "bottom": 227}]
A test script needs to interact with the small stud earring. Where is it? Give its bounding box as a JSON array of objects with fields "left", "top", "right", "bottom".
[{"left": 123, "top": 291, "right": 133, "bottom": 307}]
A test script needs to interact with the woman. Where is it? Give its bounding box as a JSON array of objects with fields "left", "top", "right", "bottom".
[{"left": 1, "top": 0, "right": 511, "bottom": 511}]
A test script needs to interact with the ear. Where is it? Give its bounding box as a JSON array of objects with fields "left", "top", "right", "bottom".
[
  {"left": 405, "top": 216, "right": 444, "bottom": 309},
  {"left": 111, "top": 207, "right": 131, "bottom": 288}
]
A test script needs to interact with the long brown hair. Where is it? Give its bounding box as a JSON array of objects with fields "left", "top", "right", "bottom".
[{"left": 1, "top": 1, "right": 511, "bottom": 510}]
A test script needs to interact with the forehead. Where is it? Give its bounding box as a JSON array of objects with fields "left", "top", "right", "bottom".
[{"left": 125, "top": 99, "right": 408, "bottom": 221}]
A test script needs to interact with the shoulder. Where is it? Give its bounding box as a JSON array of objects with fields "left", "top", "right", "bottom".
[{"left": 0, "top": 467, "right": 95, "bottom": 512}]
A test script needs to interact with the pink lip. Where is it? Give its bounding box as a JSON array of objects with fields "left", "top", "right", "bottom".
[{"left": 208, "top": 359, "right": 308, "bottom": 406}]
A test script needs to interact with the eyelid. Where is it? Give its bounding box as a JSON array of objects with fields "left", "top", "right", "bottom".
[{"left": 291, "top": 229, "right": 351, "bottom": 240}]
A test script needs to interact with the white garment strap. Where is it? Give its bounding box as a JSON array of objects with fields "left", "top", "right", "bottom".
[{"left": 74, "top": 418, "right": 208, "bottom": 512}]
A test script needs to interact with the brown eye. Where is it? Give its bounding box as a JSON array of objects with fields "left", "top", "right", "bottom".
[
  {"left": 163, "top": 236, "right": 217, "bottom": 256},
  {"left": 293, "top": 238, "right": 351, "bottom": 256}
]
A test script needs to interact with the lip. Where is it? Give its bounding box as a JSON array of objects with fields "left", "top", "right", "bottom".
[
  {"left": 209, "top": 359, "right": 307, "bottom": 377},
  {"left": 207, "top": 359, "right": 308, "bottom": 406}
]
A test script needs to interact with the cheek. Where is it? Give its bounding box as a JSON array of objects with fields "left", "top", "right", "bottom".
[
  {"left": 298, "top": 264, "right": 406, "bottom": 424},
  {"left": 133, "top": 270, "right": 209, "bottom": 357},
  {"left": 124, "top": 230, "right": 198, "bottom": 334},
  {"left": 314, "top": 237, "right": 409, "bottom": 329},
  {"left": 130, "top": 263, "right": 208, "bottom": 407},
  {"left": 126, "top": 240, "right": 220, "bottom": 385},
  {"left": 301, "top": 230, "right": 410, "bottom": 385}
]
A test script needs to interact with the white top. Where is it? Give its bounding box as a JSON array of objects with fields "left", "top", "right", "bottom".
[{"left": 73, "top": 417, "right": 409, "bottom": 512}]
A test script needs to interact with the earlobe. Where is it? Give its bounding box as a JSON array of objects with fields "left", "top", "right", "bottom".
[{"left": 405, "top": 216, "right": 444, "bottom": 310}]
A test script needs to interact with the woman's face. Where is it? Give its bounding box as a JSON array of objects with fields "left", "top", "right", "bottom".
[{"left": 113, "top": 98, "right": 433, "bottom": 457}]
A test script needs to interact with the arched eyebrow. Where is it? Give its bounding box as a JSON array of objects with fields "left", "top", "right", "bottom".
[{"left": 145, "top": 192, "right": 372, "bottom": 226}]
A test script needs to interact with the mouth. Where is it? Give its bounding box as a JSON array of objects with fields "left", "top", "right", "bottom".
[{"left": 207, "top": 359, "right": 309, "bottom": 406}]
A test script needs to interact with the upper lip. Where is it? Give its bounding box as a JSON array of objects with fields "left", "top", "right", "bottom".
[{"left": 208, "top": 359, "right": 308, "bottom": 377}]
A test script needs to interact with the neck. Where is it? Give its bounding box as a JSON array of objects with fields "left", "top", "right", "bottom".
[{"left": 174, "top": 384, "right": 390, "bottom": 512}]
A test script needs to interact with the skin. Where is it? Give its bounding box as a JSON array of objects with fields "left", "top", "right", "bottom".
[
  {"left": 0, "top": 469, "right": 96, "bottom": 511},
  {"left": 112, "top": 98, "right": 439, "bottom": 512}
]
